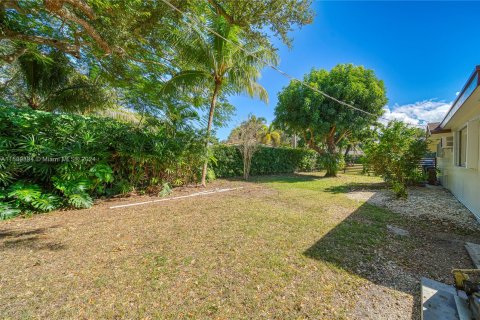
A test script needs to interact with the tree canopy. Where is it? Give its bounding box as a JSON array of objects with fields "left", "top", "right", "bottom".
[
  {"left": 274, "top": 64, "right": 387, "bottom": 176},
  {"left": 1, "top": 0, "right": 313, "bottom": 125},
  {"left": 163, "top": 12, "right": 278, "bottom": 186}
]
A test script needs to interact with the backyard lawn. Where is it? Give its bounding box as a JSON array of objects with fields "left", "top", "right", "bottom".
[{"left": 1, "top": 172, "right": 478, "bottom": 319}]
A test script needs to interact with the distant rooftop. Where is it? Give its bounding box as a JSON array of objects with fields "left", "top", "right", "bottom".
[
  {"left": 427, "top": 121, "right": 450, "bottom": 134},
  {"left": 427, "top": 122, "right": 440, "bottom": 132}
]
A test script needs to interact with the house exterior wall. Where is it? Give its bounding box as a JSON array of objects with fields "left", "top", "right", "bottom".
[
  {"left": 437, "top": 120, "right": 480, "bottom": 219},
  {"left": 438, "top": 149, "right": 480, "bottom": 218}
]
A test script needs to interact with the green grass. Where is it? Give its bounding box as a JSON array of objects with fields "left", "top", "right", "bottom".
[{"left": 0, "top": 172, "right": 438, "bottom": 319}]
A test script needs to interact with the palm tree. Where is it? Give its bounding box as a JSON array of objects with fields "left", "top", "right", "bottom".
[
  {"left": 3, "top": 49, "right": 112, "bottom": 113},
  {"left": 260, "top": 123, "right": 282, "bottom": 147},
  {"left": 163, "top": 14, "right": 278, "bottom": 186}
]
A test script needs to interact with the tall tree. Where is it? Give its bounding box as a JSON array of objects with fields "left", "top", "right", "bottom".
[
  {"left": 203, "top": 0, "right": 314, "bottom": 47},
  {"left": 1, "top": 1, "right": 312, "bottom": 67},
  {"left": 164, "top": 14, "right": 278, "bottom": 186},
  {"left": 275, "top": 64, "right": 387, "bottom": 177}
]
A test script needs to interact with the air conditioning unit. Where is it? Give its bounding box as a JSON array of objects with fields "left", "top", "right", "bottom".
[{"left": 441, "top": 136, "right": 453, "bottom": 149}]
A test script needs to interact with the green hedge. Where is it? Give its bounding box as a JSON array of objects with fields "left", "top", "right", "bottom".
[
  {"left": 0, "top": 106, "right": 204, "bottom": 218},
  {"left": 211, "top": 144, "right": 322, "bottom": 178}
]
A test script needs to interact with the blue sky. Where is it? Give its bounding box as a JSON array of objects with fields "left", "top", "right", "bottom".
[{"left": 216, "top": 1, "right": 480, "bottom": 140}]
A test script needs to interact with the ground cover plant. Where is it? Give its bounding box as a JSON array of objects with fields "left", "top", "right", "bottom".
[{"left": 0, "top": 106, "right": 205, "bottom": 218}]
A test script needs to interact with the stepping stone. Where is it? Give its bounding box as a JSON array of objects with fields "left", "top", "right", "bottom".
[
  {"left": 465, "top": 242, "right": 480, "bottom": 269},
  {"left": 387, "top": 224, "right": 409, "bottom": 236}
]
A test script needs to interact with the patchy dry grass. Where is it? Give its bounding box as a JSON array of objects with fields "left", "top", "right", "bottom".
[{"left": 0, "top": 172, "right": 478, "bottom": 319}]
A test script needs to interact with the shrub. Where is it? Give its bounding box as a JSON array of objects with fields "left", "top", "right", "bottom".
[
  {"left": 0, "top": 106, "right": 204, "bottom": 217},
  {"left": 364, "top": 120, "right": 428, "bottom": 198},
  {"left": 211, "top": 145, "right": 322, "bottom": 178}
]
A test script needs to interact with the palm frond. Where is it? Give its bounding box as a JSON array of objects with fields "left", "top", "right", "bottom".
[{"left": 162, "top": 70, "right": 212, "bottom": 95}]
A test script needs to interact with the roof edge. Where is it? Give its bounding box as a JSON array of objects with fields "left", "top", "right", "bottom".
[{"left": 439, "top": 65, "right": 480, "bottom": 128}]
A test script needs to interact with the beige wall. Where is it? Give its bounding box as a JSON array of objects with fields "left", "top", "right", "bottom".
[
  {"left": 437, "top": 120, "right": 480, "bottom": 219},
  {"left": 438, "top": 149, "right": 480, "bottom": 218}
]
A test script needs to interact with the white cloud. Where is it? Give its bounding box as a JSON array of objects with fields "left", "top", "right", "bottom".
[{"left": 381, "top": 100, "right": 451, "bottom": 126}]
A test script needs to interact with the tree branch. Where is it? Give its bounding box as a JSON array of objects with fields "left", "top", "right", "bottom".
[
  {"left": 335, "top": 130, "right": 349, "bottom": 145},
  {"left": 206, "top": 0, "right": 243, "bottom": 26},
  {"left": 44, "top": 0, "right": 110, "bottom": 54},
  {"left": 0, "top": 29, "right": 81, "bottom": 58},
  {"left": 0, "top": 46, "right": 27, "bottom": 63},
  {"left": 63, "top": 0, "right": 96, "bottom": 19}
]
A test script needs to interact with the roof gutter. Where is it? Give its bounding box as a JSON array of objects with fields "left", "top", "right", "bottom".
[{"left": 439, "top": 66, "right": 480, "bottom": 128}]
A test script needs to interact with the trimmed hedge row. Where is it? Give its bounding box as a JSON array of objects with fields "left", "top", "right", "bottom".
[{"left": 211, "top": 144, "right": 322, "bottom": 178}]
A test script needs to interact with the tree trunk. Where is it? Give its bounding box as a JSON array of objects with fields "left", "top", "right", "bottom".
[
  {"left": 344, "top": 144, "right": 351, "bottom": 159},
  {"left": 27, "top": 94, "right": 40, "bottom": 110},
  {"left": 324, "top": 132, "right": 338, "bottom": 177},
  {"left": 200, "top": 82, "right": 220, "bottom": 187}
]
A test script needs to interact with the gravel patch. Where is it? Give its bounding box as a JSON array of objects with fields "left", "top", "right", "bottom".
[
  {"left": 351, "top": 254, "right": 418, "bottom": 320},
  {"left": 346, "top": 186, "right": 480, "bottom": 231}
]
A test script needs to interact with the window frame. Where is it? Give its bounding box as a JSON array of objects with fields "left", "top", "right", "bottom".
[{"left": 457, "top": 126, "right": 467, "bottom": 167}]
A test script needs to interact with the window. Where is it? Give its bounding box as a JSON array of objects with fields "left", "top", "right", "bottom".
[
  {"left": 436, "top": 142, "right": 443, "bottom": 158},
  {"left": 458, "top": 127, "right": 467, "bottom": 167}
]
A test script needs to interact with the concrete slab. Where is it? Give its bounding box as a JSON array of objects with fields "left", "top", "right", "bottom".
[
  {"left": 421, "top": 277, "right": 459, "bottom": 320},
  {"left": 465, "top": 242, "right": 480, "bottom": 269},
  {"left": 454, "top": 295, "right": 473, "bottom": 320}
]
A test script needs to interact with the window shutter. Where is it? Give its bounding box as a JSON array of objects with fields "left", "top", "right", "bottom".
[{"left": 466, "top": 120, "right": 479, "bottom": 169}]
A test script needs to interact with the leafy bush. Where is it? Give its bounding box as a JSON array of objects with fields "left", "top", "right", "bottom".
[
  {"left": 364, "top": 120, "right": 428, "bottom": 198},
  {"left": 211, "top": 145, "right": 322, "bottom": 178},
  {"left": 0, "top": 106, "right": 205, "bottom": 217}
]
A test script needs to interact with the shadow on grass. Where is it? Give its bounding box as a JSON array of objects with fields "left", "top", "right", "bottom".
[
  {"left": 0, "top": 225, "right": 65, "bottom": 251},
  {"left": 248, "top": 172, "right": 325, "bottom": 184},
  {"left": 303, "top": 200, "right": 420, "bottom": 317},
  {"left": 324, "top": 181, "right": 388, "bottom": 194}
]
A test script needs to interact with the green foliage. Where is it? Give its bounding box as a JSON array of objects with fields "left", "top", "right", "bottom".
[
  {"left": 319, "top": 153, "right": 345, "bottom": 176},
  {"left": 3, "top": 50, "right": 112, "bottom": 113},
  {"left": 158, "top": 183, "right": 172, "bottom": 197},
  {"left": 275, "top": 64, "right": 388, "bottom": 177},
  {"left": 66, "top": 193, "right": 93, "bottom": 209},
  {"left": 1, "top": 0, "right": 313, "bottom": 131},
  {"left": 228, "top": 116, "right": 284, "bottom": 147},
  {"left": 3, "top": 181, "right": 61, "bottom": 213},
  {"left": 364, "top": 120, "right": 429, "bottom": 198},
  {"left": 1, "top": 1, "right": 312, "bottom": 61},
  {"left": 211, "top": 145, "right": 321, "bottom": 178},
  {"left": 0, "top": 202, "right": 22, "bottom": 220},
  {"left": 163, "top": 12, "right": 279, "bottom": 185},
  {"left": 0, "top": 106, "right": 205, "bottom": 218}
]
